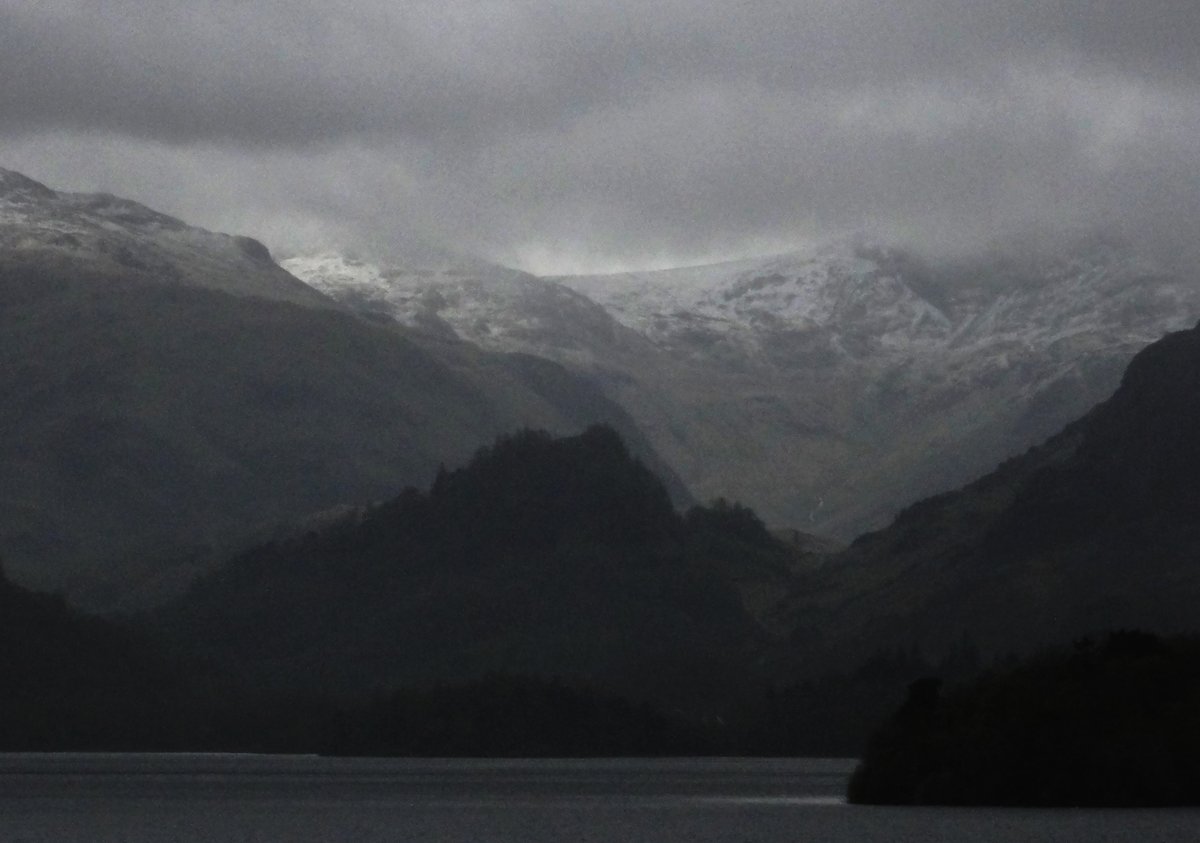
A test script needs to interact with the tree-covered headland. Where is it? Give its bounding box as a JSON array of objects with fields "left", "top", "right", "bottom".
[{"left": 849, "top": 631, "right": 1200, "bottom": 806}]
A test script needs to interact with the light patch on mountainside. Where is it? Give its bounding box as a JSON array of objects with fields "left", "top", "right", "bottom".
[{"left": 286, "top": 236, "right": 1199, "bottom": 540}]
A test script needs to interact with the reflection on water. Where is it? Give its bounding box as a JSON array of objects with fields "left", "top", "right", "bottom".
[{"left": 1, "top": 755, "right": 1197, "bottom": 842}]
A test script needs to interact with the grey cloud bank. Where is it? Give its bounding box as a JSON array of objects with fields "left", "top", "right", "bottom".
[{"left": 2, "top": 1, "right": 1197, "bottom": 272}]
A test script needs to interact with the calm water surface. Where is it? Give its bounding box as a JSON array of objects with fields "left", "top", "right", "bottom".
[{"left": 1, "top": 754, "right": 1197, "bottom": 842}]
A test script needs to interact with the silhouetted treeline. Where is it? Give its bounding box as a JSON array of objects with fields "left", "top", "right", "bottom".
[
  {"left": 849, "top": 631, "right": 1200, "bottom": 806},
  {"left": 203, "top": 674, "right": 715, "bottom": 757},
  {"left": 26, "top": 542, "right": 1200, "bottom": 768},
  {"left": 2, "top": 555, "right": 720, "bottom": 754},
  {"left": 732, "top": 637, "right": 982, "bottom": 757},
  {"left": 2, "top": 557, "right": 717, "bottom": 753},
  {"left": 0, "top": 554, "right": 948, "bottom": 757}
]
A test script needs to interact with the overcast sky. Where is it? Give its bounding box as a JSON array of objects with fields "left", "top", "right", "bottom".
[{"left": 2, "top": 1, "right": 1198, "bottom": 273}]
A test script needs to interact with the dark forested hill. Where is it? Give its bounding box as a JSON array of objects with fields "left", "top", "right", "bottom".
[
  {"left": 849, "top": 631, "right": 1200, "bottom": 806},
  {"left": 0, "top": 556, "right": 723, "bottom": 755},
  {"left": 158, "top": 426, "right": 796, "bottom": 715},
  {"left": 771, "top": 319, "right": 1200, "bottom": 673}
]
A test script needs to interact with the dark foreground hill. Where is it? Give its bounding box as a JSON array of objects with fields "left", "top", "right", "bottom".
[
  {"left": 0, "top": 560, "right": 195, "bottom": 750},
  {"left": 849, "top": 631, "right": 1200, "bottom": 806},
  {"left": 0, "top": 557, "right": 719, "bottom": 755},
  {"left": 770, "top": 317, "right": 1200, "bottom": 673},
  {"left": 157, "top": 426, "right": 797, "bottom": 715},
  {"left": 0, "top": 167, "right": 683, "bottom": 610}
]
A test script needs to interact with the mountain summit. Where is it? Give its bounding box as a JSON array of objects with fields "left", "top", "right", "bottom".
[{"left": 0, "top": 168, "right": 329, "bottom": 308}]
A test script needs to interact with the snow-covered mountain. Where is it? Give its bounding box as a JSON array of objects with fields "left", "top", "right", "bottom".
[
  {"left": 282, "top": 251, "right": 641, "bottom": 369},
  {"left": 557, "top": 237, "right": 1188, "bottom": 369},
  {"left": 285, "top": 237, "right": 1199, "bottom": 539},
  {"left": 0, "top": 167, "right": 330, "bottom": 308},
  {"left": 556, "top": 242, "right": 949, "bottom": 356}
]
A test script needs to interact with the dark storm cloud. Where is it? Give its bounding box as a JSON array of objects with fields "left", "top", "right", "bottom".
[
  {"left": 6, "top": 1, "right": 1197, "bottom": 145},
  {"left": 2, "top": 1, "right": 1198, "bottom": 271}
]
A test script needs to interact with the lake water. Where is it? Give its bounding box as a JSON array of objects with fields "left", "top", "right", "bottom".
[{"left": 1, "top": 754, "right": 1197, "bottom": 842}]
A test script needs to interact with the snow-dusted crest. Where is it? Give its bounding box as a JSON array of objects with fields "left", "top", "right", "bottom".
[
  {"left": 286, "top": 236, "right": 1197, "bottom": 538},
  {"left": 0, "top": 167, "right": 331, "bottom": 308}
]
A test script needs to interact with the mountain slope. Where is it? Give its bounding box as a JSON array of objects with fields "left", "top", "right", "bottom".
[
  {"left": 770, "top": 317, "right": 1200, "bottom": 671},
  {"left": 0, "top": 169, "right": 682, "bottom": 609},
  {"left": 287, "top": 239, "right": 1198, "bottom": 538}
]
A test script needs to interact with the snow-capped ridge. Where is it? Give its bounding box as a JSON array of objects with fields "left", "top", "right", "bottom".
[
  {"left": 282, "top": 251, "right": 634, "bottom": 367},
  {"left": 0, "top": 166, "right": 328, "bottom": 308},
  {"left": 0, "top": 167, "right": 57, "bottom": 202}
]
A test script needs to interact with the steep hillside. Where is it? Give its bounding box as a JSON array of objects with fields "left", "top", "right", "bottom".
[
  {"left": 287, "top": 238, "right": 1198, "bottom": 538},
  {"left": 771, "top": 318, "right": 1200, "bottom": 672},
  {"left": 0, "top": 169, "right": 682, "bottom": 609}
]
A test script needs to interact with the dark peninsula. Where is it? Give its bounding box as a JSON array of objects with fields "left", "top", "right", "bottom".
[{"left": 849, "top": 631, "right": 1200, "bottom": 806}]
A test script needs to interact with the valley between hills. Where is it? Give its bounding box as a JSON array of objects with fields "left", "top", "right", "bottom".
[{"left": 4, "top": 166, "right": 1200, "bottom": 775}]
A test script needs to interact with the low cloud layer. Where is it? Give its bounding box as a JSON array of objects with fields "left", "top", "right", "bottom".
[{"left": 3, "top": 1, "right": 1198, "bottom": 272}]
